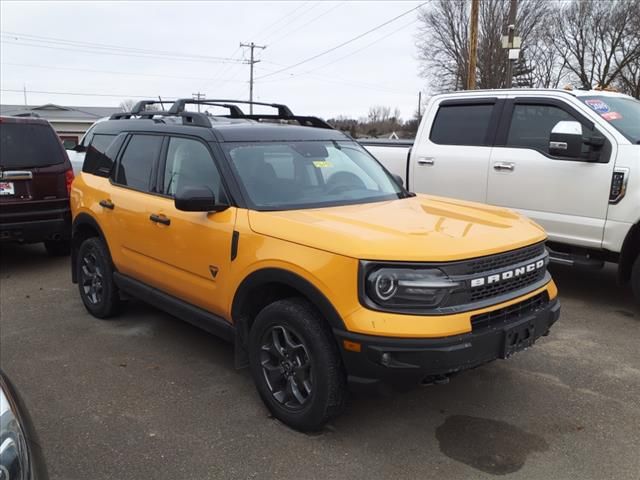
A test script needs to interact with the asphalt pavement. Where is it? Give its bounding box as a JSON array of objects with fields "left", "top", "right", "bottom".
[{"left": 1, "top": 243, "right": 639, "bottom": 480}]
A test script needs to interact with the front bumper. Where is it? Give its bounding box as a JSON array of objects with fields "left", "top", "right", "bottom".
[{"left": 334, "top": 295, "right": 560, "bottom": 387}]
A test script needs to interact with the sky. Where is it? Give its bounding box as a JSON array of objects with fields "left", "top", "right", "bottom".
[{"left": 0, "top": 0, "right": 427, "bottom": 120}]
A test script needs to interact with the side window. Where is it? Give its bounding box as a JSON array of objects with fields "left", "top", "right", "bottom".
[
  {"left": 163, "top": 137, "right": 227, "bottom": 202},
  {"left": 430, "top": 103, "right": 494, "bottom": 146},
  {"left": 79, "top": 124, "right": 96, "bottom": 148},
  {"left": 115, "top": 135, "right": 163, "bottom": 191},
  {"left": 506, "top": 104, "right": 578, "bottom": 152},
  {"left": 83, "top": 133, "right": 116, "bottom": 175}
]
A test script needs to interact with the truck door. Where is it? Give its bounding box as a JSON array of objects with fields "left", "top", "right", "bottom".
[
  {"left": 487, "top": 98, "right": 616, "bottom": 249},
  {"left": 409, "top": 98, "right": 502, "bottom": 203}
]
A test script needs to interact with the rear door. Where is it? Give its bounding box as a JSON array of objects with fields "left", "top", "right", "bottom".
[
  {"left": 487, "top": 97, "right": 616, "bottom": 249},
  {"left": 0, "top": 121, "right": 71, "bottom": 204},
  {"left": 409, "top": 98, "right": 503, "bottom": 202}
]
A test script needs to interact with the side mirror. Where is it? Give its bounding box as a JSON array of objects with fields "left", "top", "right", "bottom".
[
  {"left": 74, "top": 144, "right": 87, "bottom": 153},
  {"left": 392, "top": 174, "right": 404, "bottom": 188},
  {"left": 549, "top": 121, "right": 583, "bottom": 158},
  {"left": 174, "top": 186, "right": 228, "bottom": 212}
]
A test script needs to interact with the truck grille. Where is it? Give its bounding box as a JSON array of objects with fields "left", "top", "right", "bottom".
[
  {"left": 470, "top": 268, "right": 545, "bottom": 302},
  {"left": 466, "top": 243, "right": 546, "bottom": 274},
  {"left": 471, "top": 292, "right": 549, "bottom": 331}
]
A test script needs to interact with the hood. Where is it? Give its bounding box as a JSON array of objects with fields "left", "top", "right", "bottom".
[{"left": 248, "top": 195, "right": 547, "bottom": 262}]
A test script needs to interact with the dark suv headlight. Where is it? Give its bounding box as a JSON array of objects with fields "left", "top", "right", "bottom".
[{"left": 363, "top": 265, "right": 460, "bottom": 310}]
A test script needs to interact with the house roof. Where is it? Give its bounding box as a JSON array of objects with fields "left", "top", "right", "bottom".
[{"left": 0, "top": 103, "right": 121, "bottom": 122}]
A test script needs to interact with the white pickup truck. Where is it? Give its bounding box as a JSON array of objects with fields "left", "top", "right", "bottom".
[{"left": 364, "top": 89, "right": 640, "bottom": 302}]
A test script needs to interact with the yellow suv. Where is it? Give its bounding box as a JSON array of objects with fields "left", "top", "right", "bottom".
[{"left": 71, "top": 99, "right": 560, "bottom": 431}]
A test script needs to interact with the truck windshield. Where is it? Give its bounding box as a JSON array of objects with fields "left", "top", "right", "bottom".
[
  {"left": 580, "top": 96, "right": 640, "bottom": 144},
  {"left": 224, "top": 140, "right": 405, "bottom": 210}
]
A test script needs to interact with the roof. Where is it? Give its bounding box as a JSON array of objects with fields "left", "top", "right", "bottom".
[
  {"left": 0, "top": 115, "right": 51, "bottom": 126},
  {"left": 432, "top": 88, "right": 632, "bottom": 99},
  {"left": 0, "top": 103, "right": 122, "bottom": 122},
  {"left": 92, "top": 117, "right": 349, "bottom": 143}
]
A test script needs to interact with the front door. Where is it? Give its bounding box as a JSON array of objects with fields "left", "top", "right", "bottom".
[
  {"left": 138, "top": 136, "right": 236, "bottom": 317},
  {"left": 487, "top": 99, "right": 616, "bottom": 249}
]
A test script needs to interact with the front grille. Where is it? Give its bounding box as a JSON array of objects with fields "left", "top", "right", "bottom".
[
  {"left": 470, "top": 268, "right": 546, "bottom": 302},
  {"left": 471, "top": 292, "right": 549, "bottom": 331},
  {"left": 466, "top": 242, "right": 546, "bottom": 274}
]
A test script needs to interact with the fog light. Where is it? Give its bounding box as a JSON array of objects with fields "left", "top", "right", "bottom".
[{"left": 380, "top": 352, "right": 391, "bottom": 367}]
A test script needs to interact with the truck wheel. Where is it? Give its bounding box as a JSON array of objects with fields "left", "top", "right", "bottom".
[
  {"left": 44, "top": 238, "right": 71, "bottom": 256},
  {"left": 248, "top": 298, "right": 347, "bottom": 432},
  {"left": 77, "top": 237, "right": 120, "bottom": 319},
  {"left": 632, "top": 256, "right": 640, "bottom": 303}
]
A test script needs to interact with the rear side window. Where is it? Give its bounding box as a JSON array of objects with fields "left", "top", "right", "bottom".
[
  {"left": 430, "top": 104, "right": 494, "bottom": 146},
  {"left": 0, "top": 123, "right": 65, "bottom": 168},
  {"left": 115, "top": 135, "right": 163, "bottom": 191},
  {"left": 83, "top": 134, "right": 116, "bottom": 176}
]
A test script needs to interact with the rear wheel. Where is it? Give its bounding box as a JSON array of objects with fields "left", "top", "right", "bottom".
[
  {"left": 632, "top": 255, "right": 640, "bottom": 304},
  {"left": 44, "top": 238, "right": 71, "bottom": 256},
  {"left": 248, "top": 298, "right": 347, "bottom": 432},
  {"left": 77, "top": 237, "right": 120, "bottom": 318}
]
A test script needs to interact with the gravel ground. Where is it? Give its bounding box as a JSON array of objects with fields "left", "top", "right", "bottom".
[{"left": 1, "top": 242, "right": 639, "bottom": 480}]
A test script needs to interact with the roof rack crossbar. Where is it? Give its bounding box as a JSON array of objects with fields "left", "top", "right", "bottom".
[
  {"left": 108, "top": 110, "right": 211, "bottom": 127},
  {"left": 241, "top": 114, "right": 334, "bottom": 130},
  {"left": 169, "top": 98, "right": 294, "bottom": 118}
]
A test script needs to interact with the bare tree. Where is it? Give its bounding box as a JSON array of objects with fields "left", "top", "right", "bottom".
[
  {"left": 549, "top": 0, "right": 640, "bottom": 90},
  {"left": 416, "top": 0, "right": 551, "bottom": 91},
  {"left": 119, "top": 99, "right": 137, "bottom": 112}
]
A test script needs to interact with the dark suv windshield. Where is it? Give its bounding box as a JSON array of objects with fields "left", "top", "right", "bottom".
[
  {"left": 224, "top": 140, "right": 404, "bottom": 210},
  {"left": 580, "top": 96, "right": 640, "bottom": 144},
  {"left": 0, "top": 122, "right": 65, "bottom": 168}
]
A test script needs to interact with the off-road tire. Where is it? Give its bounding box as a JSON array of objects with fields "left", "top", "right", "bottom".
[
  {"left": 248, "top": 298, "right": 347, "bottom": 432},
  {"left": 76, "top": 237, "right": 120, "bottom": 319},
  {"left": 632, "top": 255, "right": 640, "bottom": 304},
  {"left": 44, "top": 238, "right": 71, "bottom": 256}
]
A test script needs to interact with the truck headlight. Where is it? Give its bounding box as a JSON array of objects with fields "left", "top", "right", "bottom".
[{"left": 365, "top": 267, "right": 460, "bottom": 309}]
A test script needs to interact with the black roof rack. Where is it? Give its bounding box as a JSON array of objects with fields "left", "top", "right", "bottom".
[
  {"left": 169, "top": 98, "right": 334, "bottom": 130},
  {"left": 109, "top": 108, "right": 212, "bottom": 128}
]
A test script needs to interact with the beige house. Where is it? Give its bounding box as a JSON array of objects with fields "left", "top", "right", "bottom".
[{"left": 0, "top": 103, "right": 121, "bottom": 148}]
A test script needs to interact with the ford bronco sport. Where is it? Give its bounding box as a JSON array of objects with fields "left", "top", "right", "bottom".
[{"left": 70, "top": 99, "right": 560, "bottom": 431}]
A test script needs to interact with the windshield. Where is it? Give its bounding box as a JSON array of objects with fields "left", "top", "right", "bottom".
[
  {"left": 224, "top": 140, "right": 405, "bottom": 210},
  {"left": 580, "top": 96, "right": 640, "bottom": 144}
]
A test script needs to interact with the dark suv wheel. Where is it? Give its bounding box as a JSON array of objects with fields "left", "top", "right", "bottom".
[
  {"left": 77, "top": 237, "right": 120, "bottom": 318},
  {"left": 44, "top": 238, "right": 71, "bottom": 256},
  {"left": 248, "top": 298, "right": 347, "bottom": 432},
  {"left": 632, "top": 255, "right": 640, "bottom": 303}
]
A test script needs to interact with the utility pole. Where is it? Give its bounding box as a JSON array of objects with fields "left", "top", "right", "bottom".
[
  {"left": 504, "top": 0, "right": 519, "bottom": 88},
  {"left": 23, "top": 84, "right": 27, "bottom": 106},
  {"left": 240, "top": 42, "right": 266, "bottom": 114},
  {"left": 192, "top": 91, "right": 205, "bottom": 112},
  {"left": 417, "top": 91, "right": 422, "bottom": 117},
  {"left": 467, "top": 0, "right": 480, "bottom": 90}
]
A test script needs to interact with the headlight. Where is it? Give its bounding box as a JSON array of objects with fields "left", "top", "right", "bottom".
[{"left": 365, "top": 267, "right": 460, "bottom": 309}]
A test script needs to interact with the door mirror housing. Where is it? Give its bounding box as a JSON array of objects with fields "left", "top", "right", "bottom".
[
  {"left": 549, "top": 121, "right": 583, "bottom": 158},
  {"left": 174, "top": 186, "right": 228, "bottom": 212}
]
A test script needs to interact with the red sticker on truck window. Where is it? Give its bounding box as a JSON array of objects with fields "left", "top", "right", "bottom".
[
  {"left": 601, "top": 111, "right": 622, "bottom": 121},
  {"left": 585, "top": 99, "right": 611, "bottom": 113}
]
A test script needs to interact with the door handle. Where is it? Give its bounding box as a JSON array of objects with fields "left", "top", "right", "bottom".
[
  {"left": 493, "top": 162, "right": 515, "bottom": 172},
  {"left": 417, "top": 157, "right": 435, "bottom": 166},
  {"left": 149, "top": 213, "right": 171, "bottom": 226},
  {"left": 99, "top": 199, "right": 114, "bottom": 210}
]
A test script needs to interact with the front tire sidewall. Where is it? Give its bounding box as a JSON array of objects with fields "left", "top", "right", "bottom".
[{"left": 249, "top": 299, "right": 346, "bottom": 432}]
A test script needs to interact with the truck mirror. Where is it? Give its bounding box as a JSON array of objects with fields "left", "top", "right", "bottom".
[{"left": 549, "top": 121, "right": 583, "bottom": 158}]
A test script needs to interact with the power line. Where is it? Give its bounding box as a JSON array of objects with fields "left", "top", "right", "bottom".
[
  {"left": 252, "top": 2, "right": 313, "bottom": 42},
  {"left": 254, "top": 1, "right": 428, "bottom": 80},
  {"left": 1, "top": 88, "right": 175, "bottom": 100},
  {"left": 259, "top": 2, "right": 322, "bottom": 44},
  {"left": 1, "top": 62, "right": 240, "bottom": 83},
  {"left": 0, "top": 31, "right": 244, "bottom": 63},
  {"left": 266, "top": 2, "right": 345, "bottom": 47}
]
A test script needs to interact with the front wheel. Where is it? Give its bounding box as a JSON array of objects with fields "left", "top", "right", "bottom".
[
  {"left": 248, "top": 298, "right": 347, "bottom": 432},
  {"left": 632, "top": 255, "right": 640, "bottom": 304}
]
